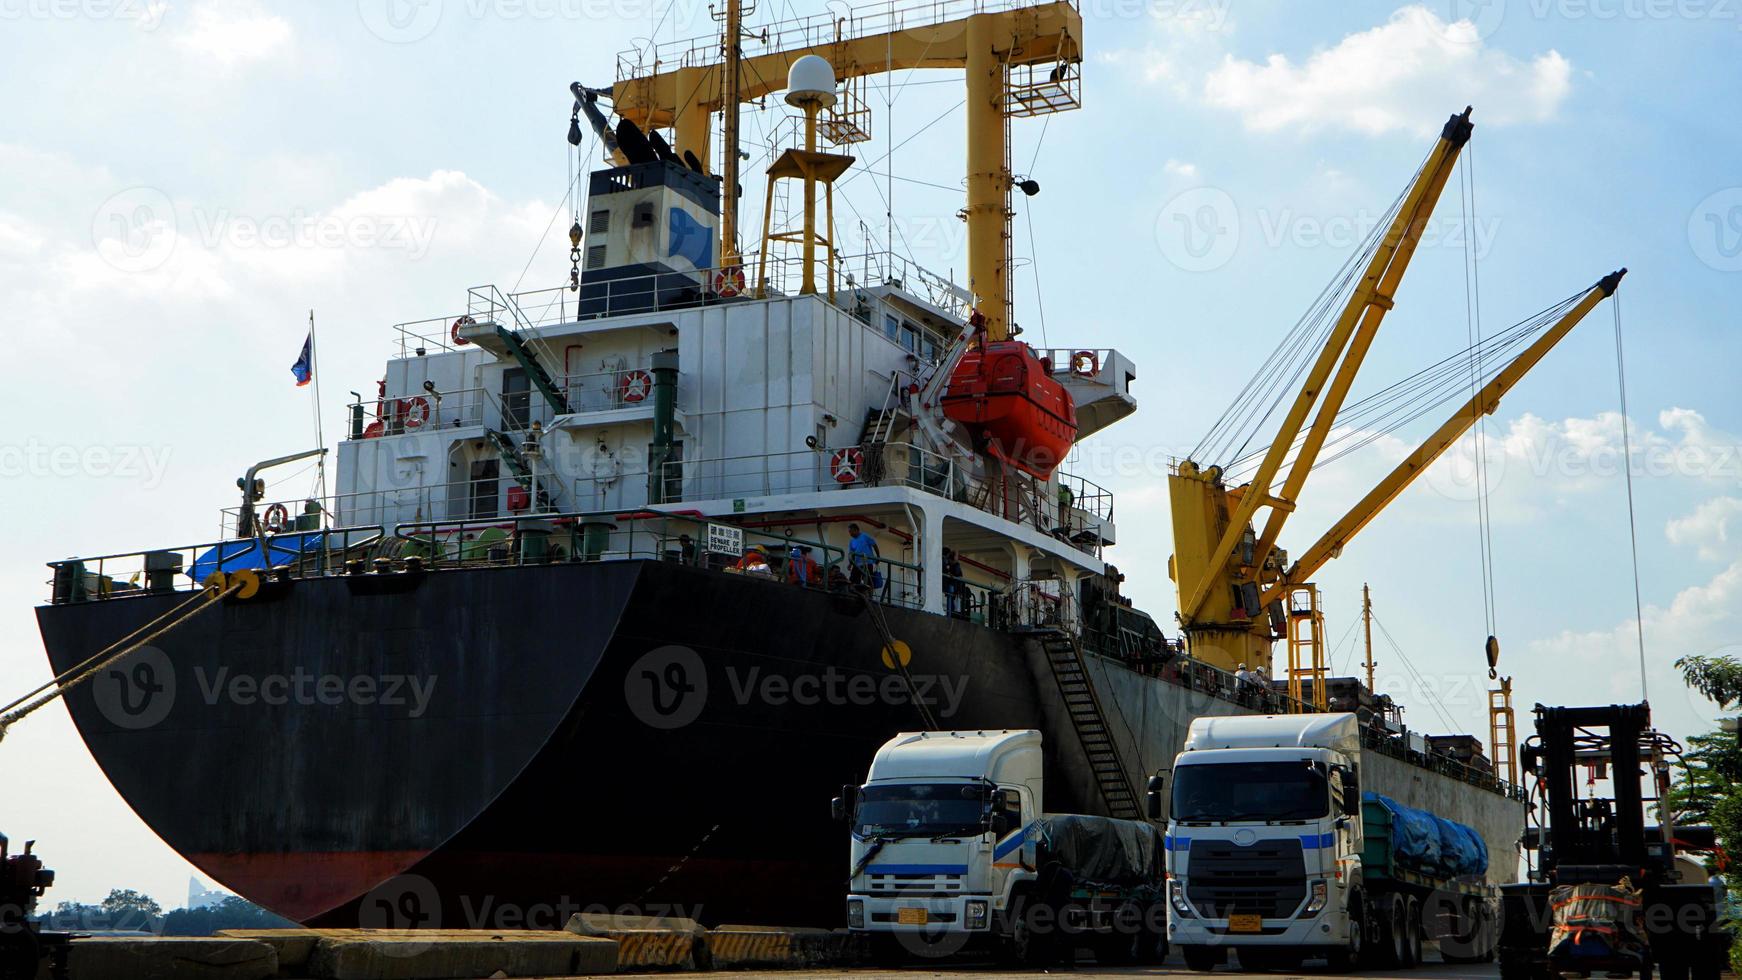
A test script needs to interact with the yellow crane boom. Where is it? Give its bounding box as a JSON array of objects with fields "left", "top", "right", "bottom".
[
  {"left": 1269, "top": 268, "right": 1627, "bottom": 601},
  {"left": 1175, "top": 108, "right": 1474, "bottom": 626}
]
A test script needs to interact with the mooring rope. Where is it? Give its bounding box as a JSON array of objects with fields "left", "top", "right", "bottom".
[{"left": 0, "top": 581, "right": 239, "bottom": 743}]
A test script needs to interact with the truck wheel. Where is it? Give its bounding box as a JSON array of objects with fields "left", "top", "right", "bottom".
[
  {"left": 1328, "top": 892, "right": 1365, "bottom": 970},
  {"left": 1372, "top": 891, "right": 1414, "bottom": 967},
  {"left": 1403, "top": 896, "right": 1423, "bottom": 967},
  {"left": 1181, "top": 944, "right": 1224, "bottom": 972},
  {"left": 1008, "top": 902, "right": 1058, "bottom": 968},
  {"left": 1135, "top": 903, "right": 1168, "bottom": 964}
]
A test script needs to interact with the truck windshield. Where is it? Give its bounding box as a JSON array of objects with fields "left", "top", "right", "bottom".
[
  {"left": 1171, "top": 762, "right": 1328, "bottom": 823},
  {"left": 854, "top": 783, "right": 988, "bottom": 838}
]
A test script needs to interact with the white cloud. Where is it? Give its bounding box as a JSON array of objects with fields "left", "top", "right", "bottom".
[
  {"left": 1201, "top": 5, "right": 1572, "bottom": 136},
  {"left": 172, "top": 3, "right": 293, "bottom": 71},
  {"left": 1667, "top": 496, "right": 1742, "bottom": 562},
  {"left": 1163, "top": 159, "right": 1199, "bottom": 178}
]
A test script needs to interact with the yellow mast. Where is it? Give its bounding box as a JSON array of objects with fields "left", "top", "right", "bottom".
[
  {"left": 611, "top": 1, "right": 1081, "bottom": 340},
  {"left": 719, "top": 0, "right": 743, "bottom": 267},
  {"left": 1362, "top": 583, "right": 1375, "bottom": 690}
]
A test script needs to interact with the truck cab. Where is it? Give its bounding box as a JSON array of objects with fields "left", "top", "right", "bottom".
[
  {"left": 1163, "top": 714, "right": 1366, "bottom": 970},
  {"left": 836, "top": 730, "right": 1042, "bottom": 944}
]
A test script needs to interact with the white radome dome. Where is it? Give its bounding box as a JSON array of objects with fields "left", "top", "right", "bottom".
[{"left": 785, "top": 55, "right": 838, "bottom": 108}]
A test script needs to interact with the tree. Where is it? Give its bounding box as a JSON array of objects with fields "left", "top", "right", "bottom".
[
  {"left": 160, "top": 896, "right": 296, "bottom": 936},
  {"left": 98, "top": 889, "right": 163, "bottom": 931},
  {"left": 1676, "top": 654, "right": 1742, "bottom": 709}
]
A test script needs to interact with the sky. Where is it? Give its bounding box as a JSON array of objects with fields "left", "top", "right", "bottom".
[{"left": 2, "top": 0, "right": 1740, "bottom": 907}]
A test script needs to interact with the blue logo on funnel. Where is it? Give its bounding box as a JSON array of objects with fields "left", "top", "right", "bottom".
[{"left": 668, "top": 208, "right": 714, "bottom": 270}]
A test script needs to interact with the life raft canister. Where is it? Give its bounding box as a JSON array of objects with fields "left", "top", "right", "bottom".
[{"left": 830, "top": 447, "right": 864, "bottom": 484}]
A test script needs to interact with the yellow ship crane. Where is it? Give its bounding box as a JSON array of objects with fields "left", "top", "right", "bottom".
[
  {"left": 1168, "top": 106, "right": 1627, "bottom": 674},
  {"left": 609, "top": 0, "right": 1083, "bottom": 342}
]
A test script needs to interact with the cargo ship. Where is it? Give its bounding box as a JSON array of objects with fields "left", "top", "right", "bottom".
[{"left": 32, "top": 0, "right": 1624, "bottom": 929}]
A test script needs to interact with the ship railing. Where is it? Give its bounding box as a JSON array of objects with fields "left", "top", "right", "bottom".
[
  {"left": 1032, "top": 347, "right": 1116, "bottom": 383},
  {"left": 388, "top": 253, "right": 968, "bottom": 355},
  {"left": 616, "top": 0, "right": 1073, "bottom": 79},
  {"left": 222, "top": 473, "right": 600, "bottom": 541},
  {"left": 44, "top": 526, "right": 387, "bottom": 604},
  {"left": 346, "top": 369, "right": 670, "bottom": 442},
  {"left": 658, "top": 442, "right": 964, "bottom": 504},
  {"left": 497, "top": 250, "right": 967, "bottom": 330},
  {"left": 1055, "top": 470, "right": 1113, "bottom": 524}
]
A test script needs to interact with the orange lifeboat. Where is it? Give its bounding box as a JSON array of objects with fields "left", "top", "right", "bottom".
[{"left": 940, "top": 340, "right": 1077, "bottom": 479}]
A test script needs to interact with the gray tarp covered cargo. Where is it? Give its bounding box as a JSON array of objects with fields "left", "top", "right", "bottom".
[{"left": 1035, "top": 814, "right": 1165, "bottom": 887}]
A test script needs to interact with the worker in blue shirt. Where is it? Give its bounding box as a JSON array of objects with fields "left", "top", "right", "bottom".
[{"left": 847, "top": 523, "right": 880, "bottom": 591}]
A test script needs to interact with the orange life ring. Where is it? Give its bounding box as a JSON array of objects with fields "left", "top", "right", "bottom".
[
  {"left": 451, "top": 315, "right": 476, "bottom": 347},
  {"left": 619, "top": 369, "right": 654, "bottom": 403},
  {"left": 830, "top": 448, "right": 864, "bottom": 484},
  {"left": 713, "top": 266, "right": 746, "bottom": 298},
  {"left": 262, "top": 503, "right": 289, "bottom": 532},
  {"left": 398, "top": 396, "right": 430, "bottom": 429},
  {"left": 1071, "top": 350, "right": 1100, "bottom": 377}
]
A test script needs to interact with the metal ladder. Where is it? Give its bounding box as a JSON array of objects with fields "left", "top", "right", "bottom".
[{"left": 1038, "top": 630, "right": 1142, "bottom": 820}]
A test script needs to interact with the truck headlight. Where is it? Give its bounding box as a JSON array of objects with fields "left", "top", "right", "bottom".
[
  {"left": 965, "top": 900, "right": 988, "bottom": 929},
  {"left": 1304, "top": 880, "right": 1329, "bottom": 915},
  {"left": 847, "top": 900, "right": 865, "bottom": 929},
  {"left": 1169, "top": 880, "right": 1196, "bottom": 919}
]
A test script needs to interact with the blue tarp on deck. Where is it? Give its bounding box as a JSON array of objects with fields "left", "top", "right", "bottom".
[
  {"left": 189, "top": 533, "right": 325, "bottom": 582},
  {"left": 1364, "top": 792, "right": 1488, "bottom": 879}
]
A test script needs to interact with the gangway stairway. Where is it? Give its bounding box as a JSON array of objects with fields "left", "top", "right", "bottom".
[{"left": 1038, "top": 630, "right": 1142, "bottom": 819}]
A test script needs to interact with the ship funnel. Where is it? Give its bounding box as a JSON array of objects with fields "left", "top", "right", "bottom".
[{"left": 785, "top": 56, "right": 837, "bottom": 108}]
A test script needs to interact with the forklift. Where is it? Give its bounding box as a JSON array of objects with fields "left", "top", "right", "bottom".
[
  {"left": 0, "top": 834, "right": 68, "bottom": 980},
  {"left": 1499, "top": 703, "right": 1731, "bottom": 980}
]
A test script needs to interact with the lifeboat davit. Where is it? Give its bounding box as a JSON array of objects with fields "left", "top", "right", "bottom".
[{"left": 940, "top": 340, "right": 1077, "bottom": 479}]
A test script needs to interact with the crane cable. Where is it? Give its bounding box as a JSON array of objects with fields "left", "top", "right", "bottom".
[
  {"left": 1460, "top": 146, "right": 1499, "bottom": 640},
  {"left": 1613, "top": 289, "right": 1650, "bottom": 701},
  {"left": 0, "top": 580, "right": 241, "bottom": 744}
]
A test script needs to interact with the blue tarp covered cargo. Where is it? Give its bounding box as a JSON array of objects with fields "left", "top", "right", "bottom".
[{"left": 1362, "top": 792, "right": 1488, "bottom": 879}]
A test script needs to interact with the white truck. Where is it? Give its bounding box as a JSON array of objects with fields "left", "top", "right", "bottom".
[
  {"left": 1159, "top": 713, "right": 1498, "bottom": 972},
  {"left": 834, "top": 730, "right": 1167, "bottom": 965}
]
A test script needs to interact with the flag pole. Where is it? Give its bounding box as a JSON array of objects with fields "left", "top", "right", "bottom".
[{"left": 309, "top": 309, "right": 329, "bottom": 526}]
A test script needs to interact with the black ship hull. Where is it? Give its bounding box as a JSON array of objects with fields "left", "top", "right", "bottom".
[{"left": 38, "top": 559, "right": 1525, "bottom": 927}]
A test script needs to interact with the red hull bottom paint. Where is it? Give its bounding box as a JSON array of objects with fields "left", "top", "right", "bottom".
[{"left": 191, "top": 851, "right": 430, "bottom": 923}]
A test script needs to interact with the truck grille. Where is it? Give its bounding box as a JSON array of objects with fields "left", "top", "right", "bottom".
[
  {"left": 864, "top": 873, "right": 965, "bottom": 897},
  {"left": 1185, "top": 839, "right": 1307, "bottom": 918}
]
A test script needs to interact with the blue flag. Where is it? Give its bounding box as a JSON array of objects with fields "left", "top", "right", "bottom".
[{"left": 291, "top": 333, "right": 312, "bottom": 387}]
